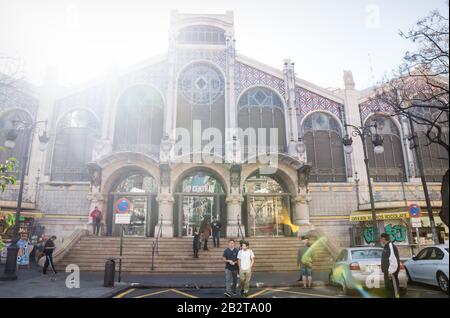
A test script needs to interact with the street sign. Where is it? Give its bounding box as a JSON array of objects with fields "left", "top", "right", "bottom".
[
  {"left": 408, "top": 204, "right": 421, "bottom": 218},
  {"left": 411, "top": 218, "right": 422, "bottom": 228},
  {"left": 115, "top": 213, "right": 131, "bottom": 224},
  {"left": 114, "top": 198, "right": 131, "bottom": 214}
]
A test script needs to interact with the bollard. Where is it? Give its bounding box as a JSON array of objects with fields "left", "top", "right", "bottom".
[{"left": 104, "top": 258, "right": 116, "bottom": 287}]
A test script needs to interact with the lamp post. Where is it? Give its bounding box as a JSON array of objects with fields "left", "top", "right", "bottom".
[
  {"left": 343, "top": 123, "right": 384, "bottom": 245},
  {"left": 0, "top": 119, "right": 49, "bottom": 281}
]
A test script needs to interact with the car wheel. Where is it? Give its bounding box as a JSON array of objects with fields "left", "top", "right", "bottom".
[
  {"left": 405, "top": 268, "right": 413, "bottom": 284},
  {"left": 341, "top": 277, "right": 351, "bottom": 296},
  {"left": 436, "top": 271, "right": 449, "bottom": 294}
]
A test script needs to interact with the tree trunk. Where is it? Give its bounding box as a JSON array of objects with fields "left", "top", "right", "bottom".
[{"left": 440, "top": 169, "right": 449, "bottom": 228}]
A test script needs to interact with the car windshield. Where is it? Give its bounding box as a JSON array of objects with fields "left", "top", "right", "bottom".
[{"left": 351, "top": 249, "right": 383, "bottom": 260}]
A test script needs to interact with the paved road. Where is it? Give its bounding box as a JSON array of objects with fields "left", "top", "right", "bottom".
[{"left": 114, "top": 283, "right": 447, "bottom": 299}]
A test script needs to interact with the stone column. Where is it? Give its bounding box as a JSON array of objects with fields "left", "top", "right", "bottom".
[
  {"left": 226, "top": 165, "right": 245, "bottom": 237},
  {"left": 226, "top": 194, "right": 245, "bottom": 238},
  {"left": 155, "top": 163, "right": 174, "bottom": 237},
  {"left": 156, "top": 193, "right": 175, "bottom": 237},
  {"left": 86, "top": 163, "right": 105, "bottom": 234},
  {"left": 294, "top": 165, "right": 312, "bottom": 236},
  {"left": 283, "top": 59, "right": 298, "bottom": 149}
]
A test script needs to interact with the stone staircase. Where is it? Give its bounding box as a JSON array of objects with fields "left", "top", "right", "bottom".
[{"left": 56, "top": 236, "right": 335, "bottom": 273}]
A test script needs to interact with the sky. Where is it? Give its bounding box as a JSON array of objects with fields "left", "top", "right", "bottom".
[{"left": 0, "top": 0, "right": 448, "bottom": 90}]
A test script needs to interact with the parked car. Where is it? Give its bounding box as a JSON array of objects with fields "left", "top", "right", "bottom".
[
  {"left": 403, "top": 245, "right": 449, "bottom": 294},
  {"left": 329, "top": 247, "right": 408, "bottom": 296}
]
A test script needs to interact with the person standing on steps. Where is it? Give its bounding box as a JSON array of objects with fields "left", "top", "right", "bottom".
[
  {"left": 211, "top": 216, "right": 222, "bottom": 248},
  {"left": 237, "top": 241, "right": 255, "bottom": 298},
  {"left": 200, "top": 218, "right": 211, "bottom": 251},
  {"left": 193, "top": 227, "right": 200, "bottom": 258},
  {"left": 223, "top": 239, "right": 239, "bottom": 298},
  {"left": 90, "top": 206, "right": 103, "bottom": 236},
  {"left": 43, "top": 236, "right": 57, "bottom": 275}
]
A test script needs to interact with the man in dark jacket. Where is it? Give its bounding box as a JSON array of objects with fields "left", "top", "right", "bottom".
[
  {"left": 380, "top": 233, "right": 400, "bottom": 298},
  {"left": 211, "top": 217, "right": 222, "bottom": 248},
  {"left": 43, "top": 236, "right": 57, "bottom": 275}
]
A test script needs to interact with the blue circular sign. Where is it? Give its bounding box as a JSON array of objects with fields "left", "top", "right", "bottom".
[
  {"left": 114, "top": 198, "right": 131, "bottom": 214},
  {"left": 408, "top": 204, "right": 421, "bottom": 218}
]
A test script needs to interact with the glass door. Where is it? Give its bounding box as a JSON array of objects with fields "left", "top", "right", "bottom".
[
  {"left": 247, "top": 195, "right": 286, "bottom": 237},
  {"left": 114, "top": 194, "right": 148, "bottom": 237},
  {"left": 181, "top": 195, "right": 214, "bottom": 236}
]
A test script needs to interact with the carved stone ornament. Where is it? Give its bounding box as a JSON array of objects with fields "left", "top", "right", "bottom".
[
  {"left": 159, "top": 163, "right": 171, "bottom": 188},
  {"left": 297, "top": 164, "right": 311, "bottom": 189},
  {"left": 87, "top": 162, "right": 102, "bottom": 188},
  {"left": 230, "top": 164, "right": 241, "bottom": 189}
]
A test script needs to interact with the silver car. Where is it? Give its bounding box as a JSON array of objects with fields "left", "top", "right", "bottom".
[
  {"left": 329, "top": 247, "right": 408, "bottom": 296},
  {"left": 404, "top": 245, "right": 449, "bottom": 294}
]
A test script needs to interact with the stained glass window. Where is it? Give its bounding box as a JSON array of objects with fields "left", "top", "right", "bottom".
[
  {"left": 365, "top": 115, "right": 406, "bottom": 182},
  {"left": 179, "top": 63, "right": 225, "bottom": 106},
  {"left": 0, "top": 109, "right": 33, "bottom": 178},
  {"left": 51, "top": 109, "right": 100, "bottom": 181},
  {"left": 178, "top": 25, "right": 226, "bottom": 45},
  {"left": 302, "top": 112, "right": 346, "bottom": 182}
]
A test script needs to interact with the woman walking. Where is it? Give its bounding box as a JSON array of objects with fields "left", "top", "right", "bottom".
[{"left": 193, "top": 227, "right": 200, "bottom": 258}]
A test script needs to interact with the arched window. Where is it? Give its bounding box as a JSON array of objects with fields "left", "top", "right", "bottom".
[
  {"left": 302, "top": 112, "right": 346, "bottom": 182},
  {"left": 412, "top": 108, "right": 449, "bottom": 182},
  {"left": 0, "top": 109, "right": 33, "bottom": 178},
  {"left": 365, "top": 115, "right": 405, "bottom": 182},
  {"left": 237, "top": 87, "right": 286, "bottom": 154},
  {"left": 176, "top": 63, "right": 225, "bottom": 154},
  {"left": 113, "top": 85, "right": 164, "bottom": 154},
  {"left": 178, "top": 25, "right": 226, "bottom": 45},
  {"left": 51, "top": 109, "right": 100, "bottom": 181},
  {"left": 114, "top": 173, "right": 158, "bottom": 193}
]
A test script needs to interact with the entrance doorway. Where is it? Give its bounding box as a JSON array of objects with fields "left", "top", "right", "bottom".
[
  {"left": 243, "top": 173, "right": 293, "bottom": 237},
  {"left": 107, "top": 171, "right": 158, "bottom": 237},
  {"left": 174, "top": 172, "right": 226, "bottom": 237}
]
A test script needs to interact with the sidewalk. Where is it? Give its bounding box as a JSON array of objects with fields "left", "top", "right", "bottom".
[{"left": 0, "top": 264, "right": 329, "bottom": 298}]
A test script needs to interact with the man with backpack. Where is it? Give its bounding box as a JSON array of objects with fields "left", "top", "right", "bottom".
[{"left": 90, "top": 206, "right": 103, "bottom": 236}]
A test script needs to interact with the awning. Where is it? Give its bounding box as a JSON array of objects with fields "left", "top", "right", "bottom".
[
  {"left": 350, "top": 210, "right": 410, "bottom": 222},
  {"left": 0, "top": 211, "right": 44, "bottom": 219}
]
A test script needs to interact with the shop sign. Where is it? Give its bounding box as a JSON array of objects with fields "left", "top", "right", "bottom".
[{"left": 350, "top": 211, "right": 409, "bottom": 222}]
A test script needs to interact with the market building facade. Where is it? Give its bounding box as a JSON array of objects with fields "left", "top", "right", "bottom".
[{"left": 0, "top": 11, "right": 448, "bottom": 252}]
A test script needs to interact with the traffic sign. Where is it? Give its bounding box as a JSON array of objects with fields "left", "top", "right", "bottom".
[
  {"left": 115, "top": 213, "right": 131, "bottom": 224},
  {"left": 408, "top": 204, "right": 421, "bottom": 218},
  {"left": 114, "top": 198, "right": 131, "bottom": 214},
  {"left": 411, "top": 218, "right": 422, "bottom": 228}
]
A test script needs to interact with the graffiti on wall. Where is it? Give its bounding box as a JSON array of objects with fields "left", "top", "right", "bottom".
[{"left": 363, "top": 224, "right": 407, "bottom": 244}]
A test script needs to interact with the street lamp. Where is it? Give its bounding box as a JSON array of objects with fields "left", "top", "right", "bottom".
[
  {"left": 0, "top": 119, "right": 49, "bottom": 281},
  {"left": 343, "top": 122, "right": 384, "bottom": 245}
]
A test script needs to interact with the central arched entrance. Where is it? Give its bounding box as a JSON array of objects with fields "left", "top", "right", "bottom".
[
  {"left": 242, "top": 172, "right": 293, "bottom": 237},
  {"left": 174, "top": 172, "right": 227, "bottom": 237},
  {"left": 106, "top": 169, "right": 159, "bottom": 237}
]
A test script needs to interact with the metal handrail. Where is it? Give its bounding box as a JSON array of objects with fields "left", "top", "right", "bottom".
[
  {"left": 151, "top": 215, "right": 163, "bottom": 271},
  {"left": 237, "top": 214, "right": 245, "bottom": 241}
]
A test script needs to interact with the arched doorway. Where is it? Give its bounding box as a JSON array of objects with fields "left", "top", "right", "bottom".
[
  {"left": 242, "top": 172, "right": 293, "bottom": 237},
  {"left": 174, "top": 172, "right": 227, "bottom": 237},
  {"left": 106, "top": 169, "right": 159, "bottom": 237}
]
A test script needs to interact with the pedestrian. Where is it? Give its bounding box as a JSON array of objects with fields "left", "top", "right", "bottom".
[
  {"left": 90, "top": 206, "right": 103, "bottom": 236},
  {"left": 200, "top": 218, "right": 211, "bottom": 251},
  {"left": 17, "top": 232, "right": 31, "bottom": 270},
  {"left": 380, "top": 233, "right": 401, "bottom": 298},
  {"left": 43, "top": 235, "right": 57, "bottom": 275},
  {"left": 35, "top": 237, "right": 45, "bottom": 263},
  {"left": 237, "top": 241, "right": 255, "bottom": 298},
  {"left": 193, "top": 227, "right": 200, "bottom": 258},
  {"left": 211, "top": 216, "right": 222, "bottom": 248},
  {"left": 297, "top": 236, "right": 313, "bottom": 288},
  {"left": 223, "top": 239, "right": 239, "bottom": 298}
]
